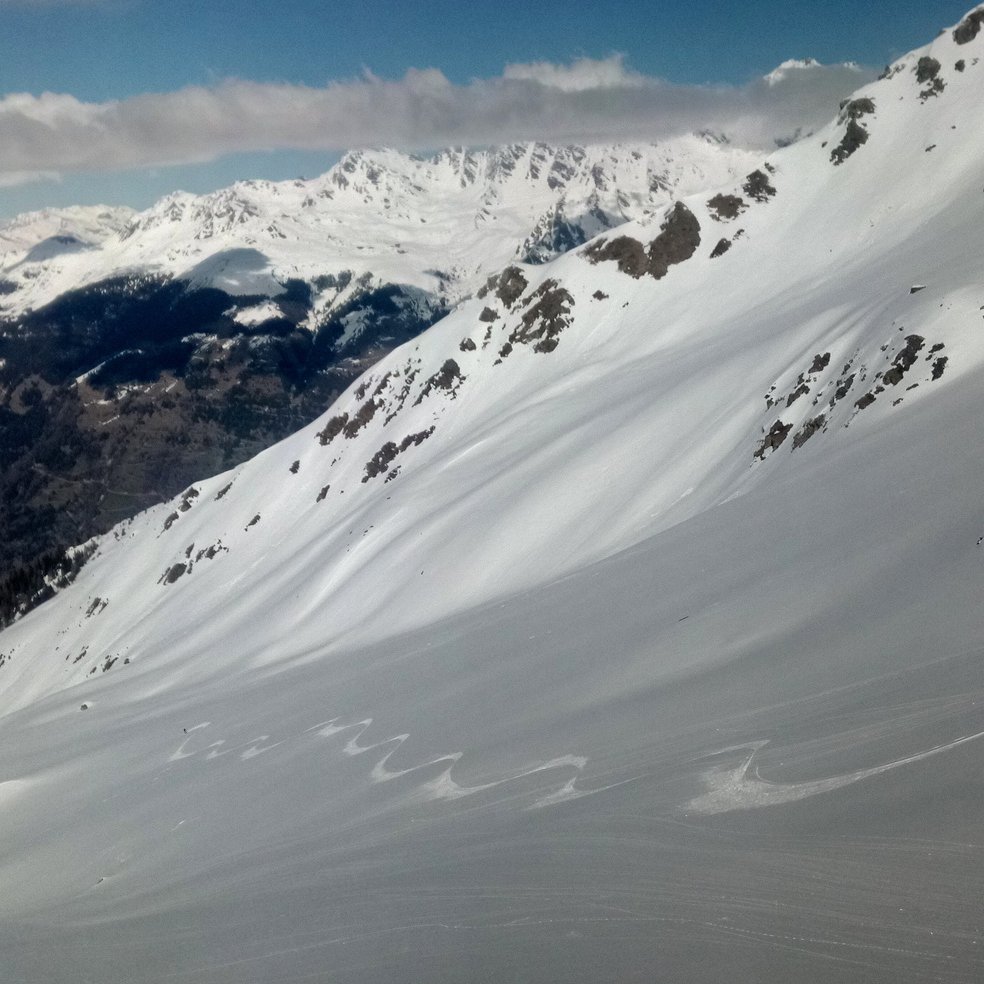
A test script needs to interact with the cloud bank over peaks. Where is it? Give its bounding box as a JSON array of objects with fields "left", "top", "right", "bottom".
[{"left": 0, "top": 57, "right": 873, "bottom": 186}]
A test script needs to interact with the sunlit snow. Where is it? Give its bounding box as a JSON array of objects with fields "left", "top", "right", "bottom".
[{"left": 2, "top": 14, "right": 984, "bottom": 983}]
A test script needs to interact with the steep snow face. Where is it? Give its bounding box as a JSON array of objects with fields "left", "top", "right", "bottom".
[
  {"left": 0, "top": 139, "right": 759, "bottom": 319},
  {"left": 0, "top": 141, "right": 763, "bottom": 573},
  {"left": 2, "top": 13, "right": 984, "bottom": 983},
  {"left": 4, "top": 20, "right": 979, "bottom": 685}
]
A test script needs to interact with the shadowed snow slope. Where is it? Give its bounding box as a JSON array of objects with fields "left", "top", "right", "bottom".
[{"left": 2, "top": 12, "right": 984, "bottom": 984}]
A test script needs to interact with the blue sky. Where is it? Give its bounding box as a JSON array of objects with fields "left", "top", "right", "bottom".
[{"left": 0, "top": 0, "right": 975, "bottom": 217}]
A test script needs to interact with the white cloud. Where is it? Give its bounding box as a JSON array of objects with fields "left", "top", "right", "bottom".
[
  {"left": 0, "top": 58, "right": 873, "bottom": 184},
  {"left": 502, "top": 54, "right": 647, "bottom": 91}
]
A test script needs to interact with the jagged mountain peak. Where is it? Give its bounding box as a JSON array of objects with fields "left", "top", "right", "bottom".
[{"left": 0, "top": 138, "right": 759, "bottom": 315}]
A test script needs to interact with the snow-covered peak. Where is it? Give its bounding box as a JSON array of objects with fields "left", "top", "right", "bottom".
[
  {"left": 763, "top": 57, "right": 822, "bottom": 85},
  {"left": 0, "top": 204, "right": 135, "bottom": 263},
  {"left": 0, "top": 139, "right": 760, "bottom": 316}
]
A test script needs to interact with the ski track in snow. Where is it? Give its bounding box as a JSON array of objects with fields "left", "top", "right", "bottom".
[
  {"left": 167, "top": 715, "right": 619, "bottom": 811},
  {"left": 685, "top": 729, "right": 984, "bottom": 815}
]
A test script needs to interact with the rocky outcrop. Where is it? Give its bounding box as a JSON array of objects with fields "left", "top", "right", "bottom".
[{"left": 584, "top": 202, "right": 701, "bottom": 280}]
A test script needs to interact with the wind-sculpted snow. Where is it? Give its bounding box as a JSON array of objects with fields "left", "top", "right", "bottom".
[
  {"left": 311, "top": 717, "right": 604, "bottom": 809},
  {"left": 686, "top": 730, "right": 984, "bottom": 815},
  {"left": 163, "top": 717, "right": 602, "bottom": 810}
]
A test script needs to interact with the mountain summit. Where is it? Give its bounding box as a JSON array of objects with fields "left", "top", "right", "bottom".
[
  {"left": 2, "top": 10, "right": 984, "bottom": 982},
  {"left": 1, "top": 138, "right": 757, "bottom": 314}
]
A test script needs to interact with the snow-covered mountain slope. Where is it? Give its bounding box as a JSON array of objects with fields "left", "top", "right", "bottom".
[
  {"left": 0, "top": 139, "right": 759, "bottom": 577},
  {"left": 3, "top": 11, "right": 984, "bottom": 983},
  {"left": 0, "top": 138, "right": 758, "bottom": 318},
  {"left": 0, "top": 204, "right": 135, "bottom": 266}
]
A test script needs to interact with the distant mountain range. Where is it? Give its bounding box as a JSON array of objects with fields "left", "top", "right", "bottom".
[{"left": 0, "top": 138, "right": 761, "bottom": 312}]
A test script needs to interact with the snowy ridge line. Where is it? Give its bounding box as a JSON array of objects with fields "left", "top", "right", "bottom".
[{"left": 0, "top": 139, "right": 761, "bottom": 318}]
